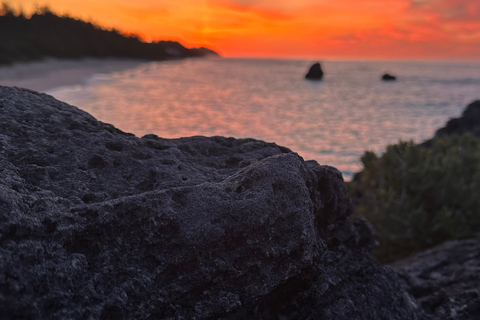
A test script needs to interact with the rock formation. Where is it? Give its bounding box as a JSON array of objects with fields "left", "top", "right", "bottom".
[
  {"left": 305, "top": 62, "right": 324, "bottom": 80},
  {"left": 393, "top": 236, "right": 480, "bottom": 320},
  {"left": 0, "top": 86, "right": 424, "bottom": 319},
  {"left": 382, "top": 73, "right": 397, "bottom": 81},
  {"left": 421, "top": 100, "right": 480, "bottom": 147},
  {"left": 434, "top": 100, "right": 480, "bottom": 137}
]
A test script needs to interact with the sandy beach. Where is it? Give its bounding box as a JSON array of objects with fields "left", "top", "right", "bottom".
[{"left": 0, "top": 58, "right": 148, "bottom": 92}]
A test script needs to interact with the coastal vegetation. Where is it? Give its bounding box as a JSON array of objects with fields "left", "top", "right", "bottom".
[
  {"left": 0, "top": 3, "right": 217, "bottom": 65},
  {"left": 348, "top": 133, "right": 480, "bottom": 262}
]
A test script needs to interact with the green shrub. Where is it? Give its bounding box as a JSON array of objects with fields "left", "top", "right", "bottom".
[{"left": 347, "top": 134, "right": 480, "bottom": 262}]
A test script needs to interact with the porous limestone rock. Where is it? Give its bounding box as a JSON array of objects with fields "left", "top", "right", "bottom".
[
  {"left": 0, "top": 86, "right": 422, "bottom": 319},
  {"left": 393, "top": 236, "right": 480, "bottom": 320}
]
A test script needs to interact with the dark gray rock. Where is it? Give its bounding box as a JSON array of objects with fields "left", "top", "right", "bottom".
[
  {"left": 435, "top": 100, "right": 480, "bottom": 137},
  {"left": 305, "top": 62, "right": 324, "bottom": 80},
  {"left": 382, "top": 73, "right": 397, "bottom": 81},
  {"left": 421, "top": 100, "right": 480, "bottom": 147},
  {"left": 0, "top": 86, "right": 422, "bottom": 319},
  {"left": 392, "top": 236, "right": 480, "bottom": 320}
]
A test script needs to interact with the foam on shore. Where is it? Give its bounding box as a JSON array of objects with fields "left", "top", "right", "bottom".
[{"left": 0, "top": 58, "right": 147, "bottom": 92}]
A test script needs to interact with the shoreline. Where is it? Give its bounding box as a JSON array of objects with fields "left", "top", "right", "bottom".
[{"left": 0, "top": 58, "right": 148, "bottom": 92}]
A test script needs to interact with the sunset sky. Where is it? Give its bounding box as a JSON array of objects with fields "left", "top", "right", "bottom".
[{"left": 8, "top": 0, "right": 480, "bottom": 60}]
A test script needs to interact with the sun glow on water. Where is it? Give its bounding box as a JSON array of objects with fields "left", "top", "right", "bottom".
[{"left": 48, "top": 58, "right": 480, "bottom": 180}]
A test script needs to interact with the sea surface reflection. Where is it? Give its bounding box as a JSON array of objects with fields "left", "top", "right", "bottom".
[{"left": 48, "top": 58, "right": 480, "bottom": 179}]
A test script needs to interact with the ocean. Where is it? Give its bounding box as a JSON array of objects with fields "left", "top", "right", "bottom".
[{"left": 47, "top": 58, "right": 480, "bottom": 180}]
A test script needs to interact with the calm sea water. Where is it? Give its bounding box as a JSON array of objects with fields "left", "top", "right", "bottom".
[{"left": 48, "top": 58, "right": 480, "bottom": 180}]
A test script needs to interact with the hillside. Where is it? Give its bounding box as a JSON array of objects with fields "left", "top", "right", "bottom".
[{"left": 0, "top": 4, "right": 218, "bottom": 65}]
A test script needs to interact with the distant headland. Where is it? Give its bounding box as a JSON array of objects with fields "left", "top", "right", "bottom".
[{"left": 0, "top": 4, "right": 218, "bottom": 65}]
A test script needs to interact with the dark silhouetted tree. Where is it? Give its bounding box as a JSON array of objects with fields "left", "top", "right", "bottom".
[{"left": 0, "top": 3, "right": 217, "bottom": 65}]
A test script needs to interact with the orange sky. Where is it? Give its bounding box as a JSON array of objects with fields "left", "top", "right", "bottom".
[{"left": 8, "top": 0, "right": 480, "bottom": 59}]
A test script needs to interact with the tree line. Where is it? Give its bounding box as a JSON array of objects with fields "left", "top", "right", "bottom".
[{"left": 0, "top": 3, "right": 217, "bottom": 65}]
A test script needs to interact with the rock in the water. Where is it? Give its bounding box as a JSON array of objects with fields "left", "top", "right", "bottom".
[
  {"left": 305, "top": 62, "right": 324, "bottom": 80},
  {"left": 0, "top": 86, "right": 422, "bottom": 319},
  {"left": 393, "top": 236, "right": 480, "bottom": 320},
  {"left": 382, "top": 73, "right": 397, "bottom": 81}
]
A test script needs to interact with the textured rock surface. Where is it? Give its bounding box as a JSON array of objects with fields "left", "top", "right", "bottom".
[
  {"left": 0, "top": 86, "right": 422, "bottom": 319},
  {"left": 305, "top": 62, "right": 324, "bottom": 80},
  {"left": 435, "top": 100, "right": 480, "bottom": 137},
  {"left": 420, "top": 100, "right": 480, "bottom": 148},
  {"left": 393, "top": 236, "right": 480, "bottom": 320}
]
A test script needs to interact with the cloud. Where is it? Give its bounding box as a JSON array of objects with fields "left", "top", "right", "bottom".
[
  {"left": 408, "top": 0, "right": 480, "bottom": 21},
  {"left": 198, "top": 0, "right": 480, "bottom": 58},
  {"left": 400, "top": 0, "right": 480, "bottom": 45},
  {"left": 10, "top": 0, "right": 480, "bottom": 59},
  {"left": 209, "top": 0, "right": 295, "bottom": 20}
]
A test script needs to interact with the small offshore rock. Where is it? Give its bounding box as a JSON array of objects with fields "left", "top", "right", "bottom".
[
  {"left": 382, "top": 73, "right": 397, "bottom": 81},
  {"left": 305, "top": 62, "right": 324, "bottom": 80}
]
